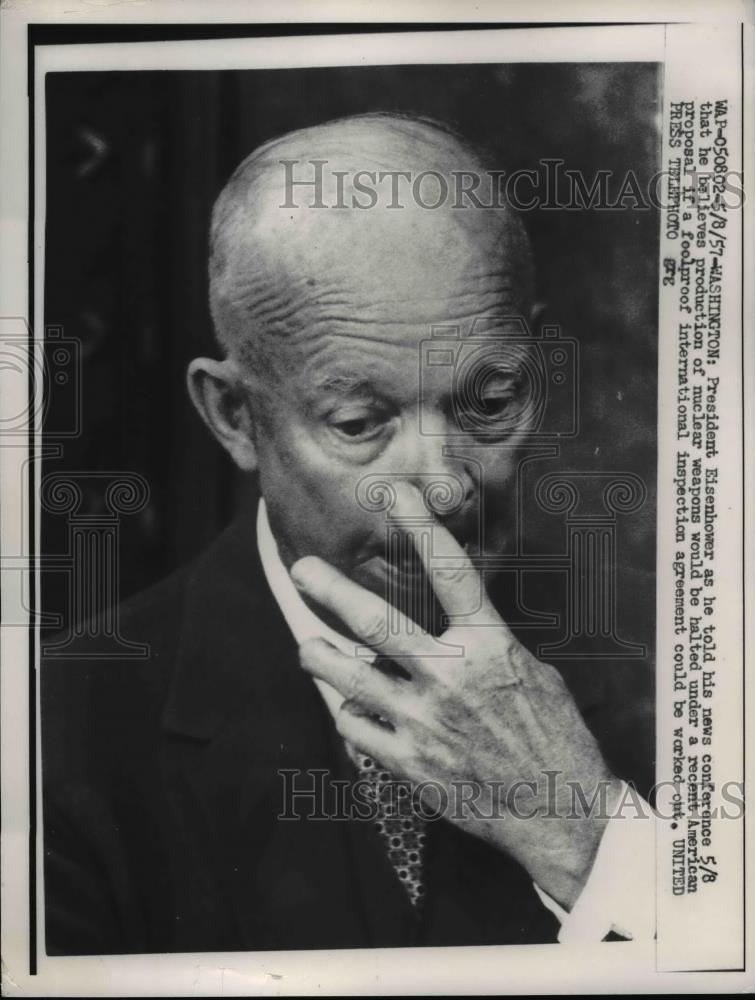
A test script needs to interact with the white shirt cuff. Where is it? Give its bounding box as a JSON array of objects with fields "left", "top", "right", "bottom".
[{"left": 533, "top": 782, "right": 655, "bottom": 942}]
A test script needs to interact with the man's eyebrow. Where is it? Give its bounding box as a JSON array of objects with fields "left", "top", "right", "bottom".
[
  {"left": 309, "top": 372, "right": 377, "bottom": 395},
  {"left": 467, "top": 359, "right": 525, "bottom": 378}
]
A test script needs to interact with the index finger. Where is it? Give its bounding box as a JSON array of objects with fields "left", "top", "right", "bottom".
[
  {"left": 289, "top": 555, "right": 433, "bottom": 672},
  {"left": 390, "top": 482, "right": 500, "bottom": 625}
]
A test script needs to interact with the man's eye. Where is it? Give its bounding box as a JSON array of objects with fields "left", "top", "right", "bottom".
[
  {"left": 451, "top": 371, "right": 526, "bottom": 437},
  {"left": 330, "top": 412, "right": 386, "bottom": 439},
  {"left": 478, "top": 393, "right": 516, "bottom": 417}
]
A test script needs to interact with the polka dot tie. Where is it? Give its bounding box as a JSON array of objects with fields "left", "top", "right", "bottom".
[{"left": 355, "top": 750, "right": 427, "bottom": 909}]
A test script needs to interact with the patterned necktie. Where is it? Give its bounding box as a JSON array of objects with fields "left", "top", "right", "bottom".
[{"left": 354, "top": 750, "right": 427, "bottom": 908}]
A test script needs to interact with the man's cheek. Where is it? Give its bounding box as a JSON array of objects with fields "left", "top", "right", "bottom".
[
  {"left": 475, "top": 455, "right": 518, "bottom": 534},
  {"left": 279, "top": 436, "right": 370, "bottom": 519},
  {"left": 273, "top": 457, "right": 370, "bottom": 559},
  {"left": 478, "top": 446, "right": 523, "bottom": 495}
]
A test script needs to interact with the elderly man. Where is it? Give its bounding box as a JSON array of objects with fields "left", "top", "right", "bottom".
[{"left": 42, "top": 112, "right": 652, "bottom": 955}]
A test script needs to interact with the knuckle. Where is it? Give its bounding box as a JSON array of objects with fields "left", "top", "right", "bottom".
[
  {"left": 539, "top": 659, "right": 566, "bottom": 690},
  {"left": 356, "top": 610, "right": 388, "bottom": 646},
  {"left": 346, "top": 664, "right": 368, "bottom": 702},
  {"left": 433, "top": 564, "right": 470, "bottom": 587}
]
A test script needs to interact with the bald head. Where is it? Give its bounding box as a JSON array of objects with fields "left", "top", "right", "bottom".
[{"left": 208, "top": 112, "right": 534, "bottom": 371}]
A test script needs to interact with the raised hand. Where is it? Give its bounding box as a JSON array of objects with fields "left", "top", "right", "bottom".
[{"left": 290, "top": 482, "right": 623, "bottom": 910}]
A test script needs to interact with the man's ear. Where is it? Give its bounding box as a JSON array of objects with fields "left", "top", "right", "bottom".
[{"left": 186, "top": 357, "right": 258, "bottom": 472}]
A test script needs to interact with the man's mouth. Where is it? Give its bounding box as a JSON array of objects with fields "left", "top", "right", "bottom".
[
  {"left": 358, "top": 536, "right": 473, "bottom": 586},
  {"left": 353, "top": 540, "right": 473, "bottom": 636}
]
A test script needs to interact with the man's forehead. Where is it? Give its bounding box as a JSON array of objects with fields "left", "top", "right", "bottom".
[
  {"left": 284, "top": 318, "right": 531, "bottom": 394},
  {"left": 243, "top": 206, "right": 526, "bottom": 376},
  {"left": 251, "top": 176, "right": 504, "bottom": 274}
]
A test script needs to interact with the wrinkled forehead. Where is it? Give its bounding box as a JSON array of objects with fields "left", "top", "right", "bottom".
[{"left": 228, "top": 171, "right": 527, "bottom": 318}]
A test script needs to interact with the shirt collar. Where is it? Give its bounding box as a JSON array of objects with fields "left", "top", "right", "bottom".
[{"left": 256, "top": 498, "right": 375, "bottom": 720}]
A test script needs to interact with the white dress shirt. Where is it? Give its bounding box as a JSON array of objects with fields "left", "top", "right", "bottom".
[{"left": 256, "top": 499, "right": 655, "bottom": 942}]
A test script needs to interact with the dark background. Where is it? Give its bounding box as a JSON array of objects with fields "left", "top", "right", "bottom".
[{"left": 42, "top": 63, "right": 660, "bottom": 785}]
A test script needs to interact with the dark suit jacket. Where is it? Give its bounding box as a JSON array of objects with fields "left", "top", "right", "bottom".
[{"left": 42, "top": 516, "right": 565, "bottom": 954}]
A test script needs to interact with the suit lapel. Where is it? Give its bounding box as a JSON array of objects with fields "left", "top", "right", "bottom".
[{"left": 157, "top": 516, "right": 412, "bottom": 950}]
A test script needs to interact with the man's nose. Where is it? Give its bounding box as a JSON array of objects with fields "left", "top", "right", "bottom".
[{"left": 401, "top": 412, "right": 477, "bottom": 522}]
